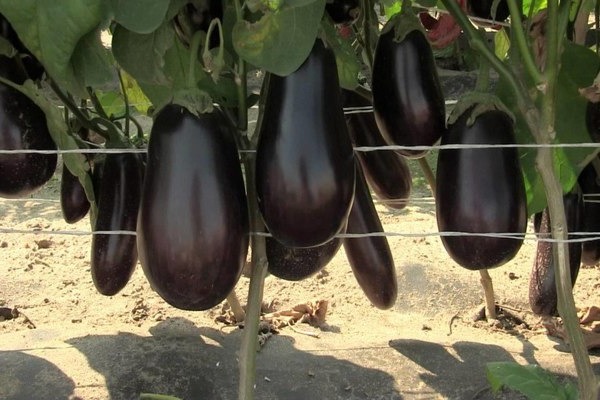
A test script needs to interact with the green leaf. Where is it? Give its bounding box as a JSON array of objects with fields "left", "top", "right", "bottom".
[
  {"left": 121, "top": 71, "right": 153, "bottom": 114},
  {"left": 72, "top": 28, "right": 115, "bottom": 89},
  {"left": 232, "top": 0, "right": 326, "bottom": 76},
  {"left": 0, "top": 0, "right": 111, "bottom": 97},
  {"left": 96, "top": 90, "right": 126, "bottom": 117},
  {"left": 496, "top": 41, "right": 600, "bottom": 215},
  {"left": 321, "top": 20, "right": 359, "bottom": 90},
  {"left": 383, "top": 1, "right": 402, "bottom": 18},
  {"left": 0, "top": 77, "right": 97, "bottom": 222},
  {"left": 522, "top": 0, "right": 548, "bottom": 15},
  {"left": 494, "top": 28, "right": 510, "bottom": 60},
  {"left": 112, "top": 22, "right": 174, "bottom": 85},
  {"left": 110, "top": 0, "right": 170, "bottom": 34},
  {"left": 486, "top": 362, "right": 577, "bottom": 400}
]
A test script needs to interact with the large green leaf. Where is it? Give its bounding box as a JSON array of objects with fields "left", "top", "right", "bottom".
[
  {"left": 72, "top": 28, "right": 115, "bottom": 89},
  {"left": 496, "top": 41, "right": 600, "bottom": 215},
  {"left": 110, "top": 0, "right": 170, "bottom": 34},
  {"left": 487, "top": 362, "right": 577, "bottom": 399},
  {"left": 112, "top": 22, "right": 174, "bottom": 85},
  {"left": 232, "top": 0, "right": 326, "bottom": 76},
  {"left": 0, "top": 0, "right": 112, "bottom": 97}
]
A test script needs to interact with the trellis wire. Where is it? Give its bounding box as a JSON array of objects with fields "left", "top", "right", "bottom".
[
  {"left": 1, "top": 226, "right": 600, "bottom": 244},
  {"left": 2, "top": 99, "right": 600, "bottom": 244}
]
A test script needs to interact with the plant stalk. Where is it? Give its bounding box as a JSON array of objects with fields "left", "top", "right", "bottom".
[
  {"left": 417, "top": 157, "right": 436, "bottom": 198},
  {"left": 479, "top": 270, "right": 497, "bottom": 319}
]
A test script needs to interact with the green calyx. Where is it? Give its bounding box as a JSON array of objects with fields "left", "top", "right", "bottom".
[{"left": 448, "top": 92, "right": 516, "bottom": 127}]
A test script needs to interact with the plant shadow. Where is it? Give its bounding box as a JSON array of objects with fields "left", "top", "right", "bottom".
[{"left": 65, "top": 317, "right": 404, "bottom": 400}]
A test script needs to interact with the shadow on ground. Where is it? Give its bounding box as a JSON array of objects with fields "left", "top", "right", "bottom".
[
  {"left": 389, "top": 338, "right": 564, "bottom": 399},
  {"left": 0, "top": 350, "right": 79, "bottom": 400},
  {"left": 64, "top": 317, "right": 403, "bottom": 400}
]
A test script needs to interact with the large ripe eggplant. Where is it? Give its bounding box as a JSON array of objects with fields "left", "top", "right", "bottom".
[
  {"left": 343, "top": 88, "right": 411, "bottom": 209},
  {"left": 137, "top": 105, "right": 249, "bottom": 311},
  {"left": 256, "top": 39, "right": 355, "bottom": 248},
  {"left": 60, "top": 162, "right": 91, "bottom": 224},
  {"left": 436, "top": 107, "right": 527, "bottom": 270},
  {"left": 0, "top": 80, "right": 56, "bottom": 198},
  {"left": 372, "top": 17, "right": 445, "bottom": 158},
  {"left": 529, "top": 192, "right": 583, "bottom": 316},
  {"left": 267, "top": 235, "right": 342, "bottom": 281},
  {"left": 343, "top": 163, "right": 397, "bottom": 309},
  {"left": 91, "top": 153, "right": 143, "bottom": 296},
  {"left": 577, "top": 162, "right": 600, "bottom": 265}
]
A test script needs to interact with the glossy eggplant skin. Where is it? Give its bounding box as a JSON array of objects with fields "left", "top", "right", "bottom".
[
  {"left": 137, "top": 105, "right": 249, "bottom": 311},
  {"left": 372, "top": 28, "right": 445, "bottom": 158},
  {"left": 344, "top": 164, "right": 397, "bottom": 309},
  {"left": 467, "top": 0, "right": 509, "bottom": 22},
  {"left": 343, "top": 89, "right": 411, "bottom": 209},
  {"left": 586, "top": 101, "right": 600, "bottom": 143},
  {"left": 578, "top": 163, "right": 600, "bottom": 265},
  {"left": 0, "top": 82, "right": 56, "bottom": 198},
  {"left": 529, "top": 192, "right": 583, "bottom": 316},
  {"left": 256, "top": 39, "right": 355, "bottom": 248},
  {"left": 60, "top": 163, "right": 90, "bottom": 224},
  {"left": 436, "top": 108, "right": 527, "bottom": 270},
  {"left": 91, "top": 153, "right": 143, "bottom": 296},
  {"left": 267, "top": 235, "right": 342, "bottom": 281},
  {"left": 326, "top": 0, "right": 360, "bottom": 24}
]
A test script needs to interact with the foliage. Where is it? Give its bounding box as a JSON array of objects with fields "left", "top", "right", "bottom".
[{"left": 487, "top": 362, "right": 578, "bottom": 399}]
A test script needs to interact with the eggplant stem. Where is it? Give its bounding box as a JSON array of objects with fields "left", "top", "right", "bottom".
[
  {"left": 226, "top": 290, "right": 245, "bottom": 323},
  {"left": 479, "top": 269, "right": 497, "bottom": 320}
]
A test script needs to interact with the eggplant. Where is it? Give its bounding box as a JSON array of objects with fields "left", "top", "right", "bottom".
[
  {"left": 0, "top": 80, "right": 56, "bottom": 198},
  {"left": 343, "top": 88, "right": 411, "bottom": 209},
  {"left": 467, "top": 0, "right": 509, "bottom": 22},
  {"left": 343, "top": 163, "right": 397, "bottom": 309},
  {"left": 529, "top": 192, "right": 583, "bottom": 316},
  {"left": 372, "top": 21, "right": 446, "bottom": 158},
  {"left": 578, "top": 162, "right": 600, "bottom": 265},
  {"left": 60, "top": 163, "right": 90, "bottom": 224},
  {"left": 586, "top": 101, "right": 600, "bottom": 143},
  {"left": 436, "top": 107, "right": 527, "bottom": 270},
  {"left": 91, "top": 153, "right": 143, "bottom": 296},
  {"left": 326, "top": 0, "right": 360, "bottom": 24},
  {"left": 137, "top": 105, "right": 249, "bottom": 311},
  {"left": 267, "top": 235, "right": 342, "bottom": 281},
  {"left": 256, "top": 39, "right": 355, "bottom": 248}
]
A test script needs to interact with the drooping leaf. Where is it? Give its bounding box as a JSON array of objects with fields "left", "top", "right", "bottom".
[
  {"left": 321, "top": 19, "right": 359, "bottom": 90},
  {"left": 486, "top": 362, "right": 578, "bottom": 400},
  {"left": 522, "top": 0, "right": 548, "bottom": 15},
  {"left": 232, "top": 0, "right": 326, "bottom": 76},
  {"left": 72, "top": 28, "right": 115, "bottom": 89},
  {"left": 96, "top": 90, "right": 126, "bottom": 117},
  {"left": 110, "top": 0, "right": 170, "bottom": 34},
  {"left": 121, "top": 71, "right": 153, "bottom": 115},
  {"left": 112, "top": 22, "right": 174, "bottom": 85},
  {"left": 0, "top": 36, "right": 16, "bottom": 58},
  {"left": 496, "top": 41, "right": 600, "bottom": 215},
  {"left": 494, "top": 28, "right": 510, "bottom": 60},
  {"left": 0, "top": 0, "right": 111, "bottom": 97}
]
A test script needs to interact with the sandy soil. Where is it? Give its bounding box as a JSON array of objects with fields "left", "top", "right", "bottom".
[{"left": 1, "top": 162, "right": 600, "bottom": 399}]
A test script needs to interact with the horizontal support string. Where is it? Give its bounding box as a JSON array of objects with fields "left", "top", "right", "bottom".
[
  {"left": 3, "top": 142, "right": 600, "bottom": 155},
  {"left": 1, "top": 227, "right": 600, "bottom": 243}
]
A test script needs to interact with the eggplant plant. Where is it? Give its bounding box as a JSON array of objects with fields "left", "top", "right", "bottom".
[{"left": 0, "top": 0, "right": 598, "bottom": 398}]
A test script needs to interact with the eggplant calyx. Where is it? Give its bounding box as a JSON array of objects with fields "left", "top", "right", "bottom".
[
  {"left": 381, "top": 7, "right": 425, "bottom": 43},
  {"left": 447, "top": 92, "right": 515, "bottom": 127}
]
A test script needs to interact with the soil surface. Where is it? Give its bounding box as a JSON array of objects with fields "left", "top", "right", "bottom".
[{"left": 2, "top": 162, "right": 600, "bottom": 400}]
